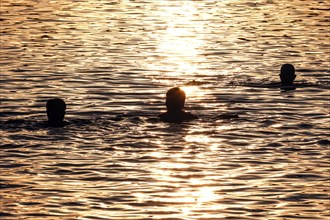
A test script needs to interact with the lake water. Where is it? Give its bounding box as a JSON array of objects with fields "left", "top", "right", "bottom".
[{"left": 0, "top": 0, "right": 329, "bottom": 219}]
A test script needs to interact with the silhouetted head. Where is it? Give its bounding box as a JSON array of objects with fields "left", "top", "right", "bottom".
[
  {"left": 280, "top": 64, "right": 296, "bottom": 86},
  {"left": 46, "top": 98, "right": 66, "bottom": 125},
  {"left": 165, "top": 87, "right": 186, "bottom": 112}
]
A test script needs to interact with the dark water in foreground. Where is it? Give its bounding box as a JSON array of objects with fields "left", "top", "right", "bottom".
[{"left": 1, "top": 0, "right": 330, "bottom": 219}]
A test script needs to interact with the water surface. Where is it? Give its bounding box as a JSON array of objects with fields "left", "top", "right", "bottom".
[{"left": 1, "top": 0, "right": 329, "bottom": 219}]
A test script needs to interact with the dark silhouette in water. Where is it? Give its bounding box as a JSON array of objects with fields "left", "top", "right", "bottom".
[
  {"left": 158, "top": 87, "right": 197, "bottom": 123},
  {"left": 280, "top": 63, "right": 296, "bottom": 90},
  {"left": 184, "top": 80, "right": 207, "bottom": 86},
  {"left": 46, "top": 98, "right": 67, "bottom": 127},
  {"left": 227, "top": 63, "right": 301, "bottom": 91}
]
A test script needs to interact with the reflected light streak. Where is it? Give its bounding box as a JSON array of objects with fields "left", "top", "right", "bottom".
[
  {"left": 147, "top": 2, "right": 206, "bottom": 76},
  {"left": 148, "top": 140, "right": 226, "bottom": 218},
  {"left": 180, "top": 85, "right": 206, "bottom": 100},
  {"left": 195, "top": 187, "right": 219, "bottom": 204},
  {"left": 184, "top": 134, "right": 210, "bottom": 143}
]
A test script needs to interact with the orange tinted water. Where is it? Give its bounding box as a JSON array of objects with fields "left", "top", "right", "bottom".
[{"left": 0, "top": 0, "right": 329, "bottom": 219}]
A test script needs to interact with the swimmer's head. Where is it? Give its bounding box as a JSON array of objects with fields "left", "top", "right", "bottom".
[
  {"left": 165, "top": 87, "right": 186, "bottom": 111},
  {"left": 46, "top": 98, "right": 66, "bottom": 124},
  {"left": 280, "top": 64, "right": 296, "bottom": 86}
]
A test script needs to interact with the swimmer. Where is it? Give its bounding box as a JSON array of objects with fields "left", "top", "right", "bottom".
[
  {"left": 46, "top": 98, "right": 67, "bottom": 127},
  {"left": 280, "top": 63, "right": 296, "bottom": 87},
  {"left": 158, "top": 87, "right": 197, "bottom": 122}
]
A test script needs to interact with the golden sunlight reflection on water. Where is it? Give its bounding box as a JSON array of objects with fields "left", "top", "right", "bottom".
[
  {"left": 149, "top": 158, "right": 225, "bottom": 218},
  {"left": 1, "top": 0, "right": 330, "bottom": 219},
  {"left": 145, "top": 132, "right": 230, "bottom": 219},
  {"left": 184, "top": 134, "right": 211, "bottom": 143},
  {"left": 146, "top": 1, "right": 207, "bottom": 77},
  {"left": 180, "top": 85, "right": 207, "bottom": 101}
]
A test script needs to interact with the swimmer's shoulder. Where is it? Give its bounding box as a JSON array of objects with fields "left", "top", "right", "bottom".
[
  {"left": 158, "top": 111, "right": 197, "bottom": 123},
  {"left": 183, "top": 111, "right": 198, "bottom": 120}
]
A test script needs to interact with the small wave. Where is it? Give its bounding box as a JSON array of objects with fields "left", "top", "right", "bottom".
[{"left": 228, "top": 79, "right": 329, "bottom": 90}]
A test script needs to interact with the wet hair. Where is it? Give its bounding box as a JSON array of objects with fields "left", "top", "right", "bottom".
[
  {"left": 46, "top": 98, "right": 66, "bottom": 124},
  {"left": 165, "top": 87, "right": 186, "bottom": 111},
  {"left": 280, "top": 64, "right": 296, "bottom": 85}
]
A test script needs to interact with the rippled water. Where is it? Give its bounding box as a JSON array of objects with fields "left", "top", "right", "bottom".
[{"left": 1, "top": 0, "right": 330, "bottom": 219}]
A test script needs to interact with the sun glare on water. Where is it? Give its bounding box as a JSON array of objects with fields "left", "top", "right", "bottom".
[{"left": 147, "top": 2, "right": 207, "bottom": 77}]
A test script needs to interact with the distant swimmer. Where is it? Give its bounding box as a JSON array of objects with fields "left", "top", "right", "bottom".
[
  {"left": 46, "top": 98, "right": 67, "bottom": 127},
  {"left": 280, "top": 63, "right": 296, "bottom": 90},
  {"left": 158, "top": 87, "right": 197, "bottom": 123}
]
